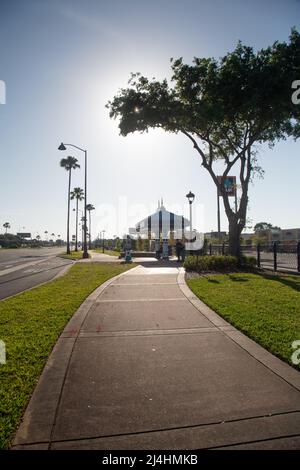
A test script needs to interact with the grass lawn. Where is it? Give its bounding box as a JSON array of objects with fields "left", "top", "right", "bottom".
[
  {"left": 0, "top": 262, "right": 134, "bottom": 449},
  {"left": 59, "top": 250, "right": 89, "bottom": 260},
  {"left": 92, "top": 249, "right": 120, "bottom": 257},
  {"left": 187, "top": 272, "right": 300, "bottom": 370}
]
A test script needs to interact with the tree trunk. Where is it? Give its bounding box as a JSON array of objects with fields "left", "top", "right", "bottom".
[
  {"left": 221, "top": 186, "right": 247, "bottom": 259},
  {"left": 228, "top": 217, "right": 242, "bottom": 258},
  {"left": 75, "top": 198, "right": 78, "bottom": 251},
  {"left": 66, "top": 170, "right": 71, "bottom": 254}
]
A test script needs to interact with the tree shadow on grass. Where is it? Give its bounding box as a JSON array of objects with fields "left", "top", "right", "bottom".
[
  {"left": 207, "top": 278, "right": 220, "bottom": 284},
  {"left": 207, "top": 274, "right": 250, "bottom": 284},
  {"left": 227, "top": 274, "right": 250, "bottom": 282},
  {"left": 256, "top": 271, "right": 300, "bottom": 293}
]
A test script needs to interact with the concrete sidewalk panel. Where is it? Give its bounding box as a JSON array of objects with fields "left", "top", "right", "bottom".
[
  {"left": 82, "top": 299, "right": 214, "bottom": 332},
  {"left": 100, "top": 284, "right": 185, "bottom": 301},
  {"left": 50, "top": 411, "right": 300, "bottom": 450},
  {"left": 128, "top": 267, "right": 179, "bottom": 275},
  {"left": 113, "top": 275, "right": 178, "bottom": 285},
  {"left": 52, "top": 332, "right": 300, "bottom": 442}
]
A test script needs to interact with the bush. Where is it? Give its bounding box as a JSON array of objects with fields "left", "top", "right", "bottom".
[
  {"left": 184, "top": 255, "right": 238, "bottom": 273},
  {"left": 184, "top": 254, "right": 257, "bottom": 273},
  {"left": 7, "top": 242, "right": 20, "bottom": 249},
  {"left": 0, "top": 234, "right": 21, "bottom": 248},
  {"left": 240, "top": 255, "right": 257, "bottom": 268}
]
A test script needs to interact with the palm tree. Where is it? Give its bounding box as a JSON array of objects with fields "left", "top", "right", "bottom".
[
  {"left": 44, "top": 230, "right": 48, "bottom": 242},
  {"left": 86, "top": 204, "right": 95, "bottom": 249},
  {"left": 70, "top": 187, "right": 84, "bottom": 251},
  {"left": 3, "top": 222, "right": 10, "bottom": 234},
  {"left": 60, "top": 156, "right": 80, "bottom": 254}
]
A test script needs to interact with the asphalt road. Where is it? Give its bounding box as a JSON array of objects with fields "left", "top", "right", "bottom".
[{"left": 0, "top": 248, "right": 72, "bottom": 300}]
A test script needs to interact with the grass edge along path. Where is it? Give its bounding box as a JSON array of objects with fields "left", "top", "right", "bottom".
[
  {"left": 59, "top": 250, "right": 88, "bottom": 260},
  {"left": 0, "top": 262, "right": 134, "bottom": 449},
  {"left": 187, "top": 271, "right": 300, "bottom": 371}
]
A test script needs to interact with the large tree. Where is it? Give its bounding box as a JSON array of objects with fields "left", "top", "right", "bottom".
[
  {"left": 3, "top": 222, "right": 10, "bottom": 234},
  {"left": 60, "top": 157, "right": 80, "bottom": 254},
  {"left": 70, "top": 187, "right": 84, "bottom": 251},
  {"left": 107, "top": 30, "right": 300, "bottom": 256},
  {"left": 254, "top": 222, "right": 281, "bottom": 232}
]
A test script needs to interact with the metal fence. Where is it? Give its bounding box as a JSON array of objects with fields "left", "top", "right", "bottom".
[{"left": 203, "top": 242, "right": 300, "bottom": 274}]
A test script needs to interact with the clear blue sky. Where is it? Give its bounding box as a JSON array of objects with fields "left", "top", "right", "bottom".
[{"left": 0, "top": 0, "right": 299, "bottom": 239}]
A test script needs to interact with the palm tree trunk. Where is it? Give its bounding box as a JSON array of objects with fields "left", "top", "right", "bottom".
[
  {"left": 67, "top": 169, "right": 71, "bottom": 254},
  {"left": 75, "top": 198, "right": 78, "bottom": 251}
]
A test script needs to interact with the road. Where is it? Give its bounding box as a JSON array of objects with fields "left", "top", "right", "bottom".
[
  {"left": 242, "top": 249, "right": 298, "bottom": 273},
  {"left": 0, "top": 247, "right": 73, "bottom": 300}
]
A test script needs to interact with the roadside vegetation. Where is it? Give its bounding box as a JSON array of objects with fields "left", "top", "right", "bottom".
[
  {"left": 0, "top": 262, "right": 134, "bottom": 449},
  {"left": 187, "top": 272, "right": 300, "bottom": 369},
  {"left": 184, "top": 254, "right": 256, "bottom": 273},
  {"left": 59, "top": 250, "right": 88, "bottom": 260}
]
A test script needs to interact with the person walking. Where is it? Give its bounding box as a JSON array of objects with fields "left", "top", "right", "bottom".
[{"left": 176, "top": 239, "right": 183, "bottom": 262}]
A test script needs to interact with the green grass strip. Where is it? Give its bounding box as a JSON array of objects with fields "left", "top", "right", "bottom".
[
  {"left": 0, "top": 262, "right": 133, "bottom": 449},
  {"left": 187, "top": 272, "right": 300, "bottom": 371},
  {"left": 59, "top": 250, "right": 89, "bottom": 260}
]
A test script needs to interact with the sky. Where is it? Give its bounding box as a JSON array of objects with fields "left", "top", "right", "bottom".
[{"left": 0, "top": 0, "right": 299, "bottom": 239}]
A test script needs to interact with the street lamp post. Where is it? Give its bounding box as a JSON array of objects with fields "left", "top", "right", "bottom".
[
  {"left": 186, "top": 191, "right": 195, "bottom": 241},
  {"left": 59, "top": 142, "right": 89, "bottom": 259}
]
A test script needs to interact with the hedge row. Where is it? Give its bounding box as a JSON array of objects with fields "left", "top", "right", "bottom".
[{"left": 183, "top": 255, "right": 257, "bottom": 273}]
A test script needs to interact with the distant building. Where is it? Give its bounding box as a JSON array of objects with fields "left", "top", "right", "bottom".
[
  {"left": 205, "top": 231, "right": 227, "bottom": 240},
  {"left": 281, "top": 228, "right": 300, "bottom": 243},
  {"left": 240, "top": 228, "right": 300, "bottom": 245}
]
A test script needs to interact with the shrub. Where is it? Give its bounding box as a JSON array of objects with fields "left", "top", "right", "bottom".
[
  {"left": 184, "top": 255, "right": 238, "bottom": 273},
  {"left": 240, "top": 255, "right": 257, "bottom": 268}
]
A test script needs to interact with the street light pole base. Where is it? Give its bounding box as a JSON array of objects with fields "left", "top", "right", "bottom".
[{"left": 82, "top": 251, "right": 89, "bottom": 259}]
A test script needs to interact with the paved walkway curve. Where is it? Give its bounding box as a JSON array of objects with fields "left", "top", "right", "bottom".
[{"left": 12, "top": 265, "right": 300, "bottom": 450}]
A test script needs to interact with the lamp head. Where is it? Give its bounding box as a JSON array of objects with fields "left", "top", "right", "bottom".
[
  {"left": 186, "top": 191, "right": 195, "bottom": 204},
  {"left": 58, "top": 142, "right": 66, "bottom": 151}
]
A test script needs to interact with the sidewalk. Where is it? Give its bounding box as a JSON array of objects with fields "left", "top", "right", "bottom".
[
  {"left": 86, "top": 251, "right": 121, "bottom": 262},
  {"left": 12, "top": 264, "right": 300, "bottom": 449}
]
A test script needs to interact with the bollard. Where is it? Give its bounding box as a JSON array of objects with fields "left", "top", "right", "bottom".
[
  {"left": 273, "top": 242, "right": 277, "bottom": 272},
  {"left": 257, "top": 243, "right": 261, "bottom": 268}
]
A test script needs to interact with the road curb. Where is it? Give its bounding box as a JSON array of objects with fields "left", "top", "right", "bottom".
[{"left": 177, "top": 268, "right": 300, "bottom": 392}]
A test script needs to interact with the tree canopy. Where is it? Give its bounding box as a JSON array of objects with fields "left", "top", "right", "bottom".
[
  {"left": 107, "top": 29, "right": 300, "bottom": 255},
  {"left": 254, "top": 222, "right": 281, "bottom": 232}
]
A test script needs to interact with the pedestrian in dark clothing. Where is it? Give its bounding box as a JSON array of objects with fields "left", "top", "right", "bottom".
[
  {"left": 175, "top": 240, "right": 183, "bottom": 262},
  {"left": 181, "top": 242, "right": 186, "bottom": 262}
]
